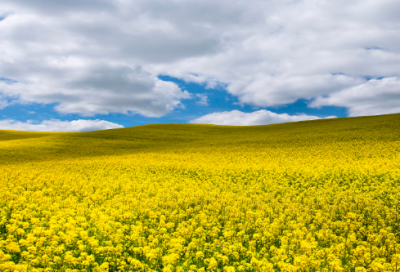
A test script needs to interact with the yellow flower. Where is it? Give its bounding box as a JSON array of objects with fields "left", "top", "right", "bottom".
[
  {"left": 6, "top": 242, "right": 20, "bottom": 253},
  {"left": 1, "top": 115, "right": 400, "bottom": 270}
]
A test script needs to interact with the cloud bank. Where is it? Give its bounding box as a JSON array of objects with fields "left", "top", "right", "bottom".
[
  {"left": 0, "top": 0, "right": 399, "bottom": 120},
  {"left": 191, "top": 110, "right": 332, "bottom": 126},
  {"left": 0, "top": 119, "right": 123, "bottom": 132}
]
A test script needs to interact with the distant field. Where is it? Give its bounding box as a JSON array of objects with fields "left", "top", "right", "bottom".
[{"left": 1, "top": 114, "right": 400, "bottom": 271}]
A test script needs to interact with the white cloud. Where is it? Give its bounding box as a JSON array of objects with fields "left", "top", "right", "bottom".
[
  {"left": 147, "top": 0, "right": 400, "bottom": 110},
  {"left": 0, "top": 99, "right": 8, "bottom": 109},
  {"left": 0, "top": 119, "right": 123, "bottom": 132},
  {"left": 0, "top": 0, "right": 399, "bottom": 117},
  {"left": 310, "top": 77, "right": 400, "bottom": 117},
  {"left": 226, "top": 74, "right": 365, "bottom": 107},
  {"left": 195, "top": 94, "right": 209, "bottom": 106},
  {"left": 0, "top": 63, "right": 191, "bottom": 117},
  {"left": 190, "top": 110, "right": 329, "bottom": 126}
]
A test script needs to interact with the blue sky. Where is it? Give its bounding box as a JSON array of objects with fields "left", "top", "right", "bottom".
[
  {"left": 0, "top": 0, "right": 399, "bottom": 131},
  {"left": 0, "top": 75, "right": 347, "bottom": 129}
]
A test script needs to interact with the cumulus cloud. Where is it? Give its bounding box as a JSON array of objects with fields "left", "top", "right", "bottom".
[
  {"left": 0, "top": 98, "right": 8, "bottom": 109},
  {"left": 310, "top": 77, "right": 400, "bottom": 117},
  {"left": 190, "top": 110, "right": 329, "bottom": 126},
  {"left": 147, "top": 0, "right": 400, "bottom": 110},
  {"left": 0, "top": 65, "right": 190, "bottom": 117},
  {"left": 195, "top": 94, "right": 209, "bottom": 106},
  {"left": 0, "top": 119, "right": 123, "bottom": 132},
  {"left": 0, "top": 0, "right": 399, "bottom": 117}
]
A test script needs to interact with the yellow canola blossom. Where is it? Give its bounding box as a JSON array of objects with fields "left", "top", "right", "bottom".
[{"left": 0, "top": 114, "right": 400, "bottom": 271}]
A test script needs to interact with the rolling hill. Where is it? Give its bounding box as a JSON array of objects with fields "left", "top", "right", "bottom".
[{"left": 0, "top": 114, "right": 399, "bottom": 271}]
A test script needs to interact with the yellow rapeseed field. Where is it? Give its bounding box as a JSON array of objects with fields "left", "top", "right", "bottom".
[{"left": 1, "top": 114, "right": 400, "bottom": 272}]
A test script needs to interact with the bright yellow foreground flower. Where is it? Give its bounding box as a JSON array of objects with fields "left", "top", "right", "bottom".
[{"left": 1, "top": 114, "right": 400, "bottom": 271}]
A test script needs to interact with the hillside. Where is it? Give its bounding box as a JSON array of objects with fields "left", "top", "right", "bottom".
[
  {"left": 1, "top": 113, "right": 399, "bottom": 165},
  {"left": 1, "top": 114, "right": 400, "bottom": 271}
]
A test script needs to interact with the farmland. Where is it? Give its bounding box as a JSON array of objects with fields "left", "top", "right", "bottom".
[{"left": 1, "top": 114, "right": 400, "bottom": 271}]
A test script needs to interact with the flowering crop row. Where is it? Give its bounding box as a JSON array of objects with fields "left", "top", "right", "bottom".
[{"left": 0, "top": 114, "right": 400, "bottom": 271}]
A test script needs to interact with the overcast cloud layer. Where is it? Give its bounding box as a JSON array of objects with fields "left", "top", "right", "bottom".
[{"left": 1, "top": 0, "right": 400, "bottom": 129}]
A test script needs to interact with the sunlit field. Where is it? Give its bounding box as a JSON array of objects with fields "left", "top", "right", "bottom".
[{"left": 1, "top": 114, "right": 400, "bottom": 272}]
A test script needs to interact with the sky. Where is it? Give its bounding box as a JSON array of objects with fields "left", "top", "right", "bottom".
[{"left": 0, "top": 0, "right": 399, "bottom": 131}]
